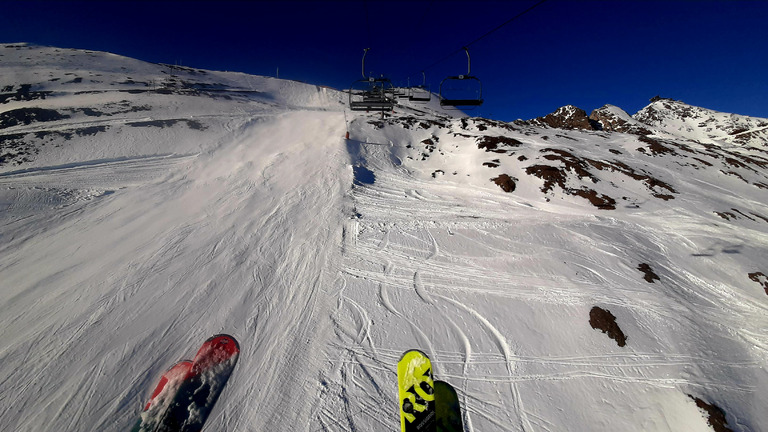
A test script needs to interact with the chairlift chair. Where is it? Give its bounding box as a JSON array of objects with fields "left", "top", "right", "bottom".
[
  {"left": 408, "top": 71, "right": 431, "bottom": 103},
  {"left": 349, "top": 77, "right": 395, "bottom": 111},
  {"left": 439, "top": 48, "right": 483, "bottom": 108},
  {"left": 348, "top": 48, "right": 395, "bottom": 112}
]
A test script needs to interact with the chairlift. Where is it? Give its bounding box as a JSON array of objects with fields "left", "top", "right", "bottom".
[
  {"left": 348, "top": 48, "right": 395, "bottom": 112},
  {"left": 439, "top": 47, "right": 483, "bottom": 108},
  {"left": 393, "top": 86, "right": 408, "bottom": 99},
  {"left": 408, "top": 71, "right": 431, "bottom": 103},
  {"left": 349, "top": 77, "right": 396, "bottom": 111}
]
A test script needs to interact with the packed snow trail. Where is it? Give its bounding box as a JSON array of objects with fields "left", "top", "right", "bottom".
[{"left": 0, "top": 110, "right": 349, "bottom": 431}]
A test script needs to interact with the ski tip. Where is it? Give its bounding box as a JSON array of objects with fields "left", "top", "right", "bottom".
[
  {"left": 188, "top": 334, "right": 241, "bottom": 377},
  {"left": 193, "top": 334, "right": 240, "bottom": 367},
  {"left": 398, "top": 349, "right": 430, "bottom": 362},
  {"left": 205, "top": 334, "right": 241, "bottom": 352}
]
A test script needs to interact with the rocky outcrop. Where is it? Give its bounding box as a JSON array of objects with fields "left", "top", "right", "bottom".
[
  {"left": 589, "top": 306, "right": 627, "bottom": 347},
  {"left": 528, "top": 105, "right": 601, "bottom": 131},
  {"left": 589, "top": 105, "right": 653, "bottom": 135},
  {"left": 525, "top": 98, "right": 767, "bottom": 148}
]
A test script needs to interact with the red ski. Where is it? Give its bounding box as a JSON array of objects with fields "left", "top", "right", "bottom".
[
  {"left": 133, "top": 334, "right": 240, "bottom": 432},
  {"left": 144, "top": 360, "right": 194, "bottom": 411}
]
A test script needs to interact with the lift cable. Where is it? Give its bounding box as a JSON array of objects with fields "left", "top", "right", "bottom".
[
  {"left": 364, "top": 0, "right": 372, "bottom": 52},
  {"left": 413, "top": 0, "right": 549, "bottom": 76}
]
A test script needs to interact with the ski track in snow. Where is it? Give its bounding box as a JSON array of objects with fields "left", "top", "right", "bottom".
[
  {"left": 0, "top": 104, "right": 350, "bottom": 431},
  {"left": 332, "top": 136, "right": 542, "bottom": 430},
  {"left": 321, "top": 116, "right": 767, "bottom": 432}
]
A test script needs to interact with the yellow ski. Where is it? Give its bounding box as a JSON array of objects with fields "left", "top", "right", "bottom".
[{"left": 398, "top": 349, "right": 436, "bottom": 432}]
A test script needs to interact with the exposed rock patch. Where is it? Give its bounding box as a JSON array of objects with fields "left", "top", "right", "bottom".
[
  {"left": 525, "top": 164, "right": 568, "bottom": 194},
  {"left": 0, "top": 84, "right": 52, "bottom": 104},
  {"left": 126, "top": 119, "right": 206, "bottom": 130},
  {"left": 589, "top": 105, "right": 653, "bottom": 135},
  {"left": 586, "top": 158, "right": 677, "bottom": 199},
  {"left": 573, "top": 188, "right": 616, "bottom": 210},
  {"left": 491, "top": 174, "right": 516, "bottom": 192},
  {"left": 419, "top": 136, "right": 439, "bottom": 160},
  {"left": 637, "top": 135, "right": 677, "bottom": 156},
  {"left": 715, "top": 209, "right": 768, "bottom": 224},
  {"left": 638, "top": 263, "right": 660, "bottom": 283},
  {"left": 589, "top": 307, "right": 626, "bottom": 347},
  {"left": 527, "top": 105, "right": 601, "bottom": 131},
  {"left": 0, "top": 133, "right": 35, "bottom": 165},
  {"left": 0, "top": 126, "right": 112, "bottom": 166},
  {"left": 471, "top": 118, "right": 518, "bottom": 132},
  {"left": 523, "top": 147, "right": 677, "bottom": 208},
  {"left": 748, "top": 272, "right": 768, "bottom": 295},
  {"left": 524, "top": 161, "right": 616, "bottom": 210},
  {"left": 391, "top": 115, "right": 446, "bottom": 130},
  {"left": 476, "top": 135, "right": 522, "bottom": 153},
  {"left": 0, "top": 108, "right": 70, "bottom": 129},
  {"left": 688, "top": 395, "right": 733, "bottom": 432},
  {"left": 714, "top": 211, "right": 737, "bottom": 221}
]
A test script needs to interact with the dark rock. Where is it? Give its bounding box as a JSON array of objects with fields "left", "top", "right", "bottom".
[
  {"left": 476, "top": 135, "right": 522, "bottom": 152},
  {"left": 573, "top": 188, "right": 616, "bottom": 210},
  {"left": 0, "top": 108, "right": 70, "bottom": 129},
  {"left": 533, "top": 105, "right": 601, "bottom": 131},
  {"left": 687, "top": 395, "right": 733, "bottom": 432},
  {"left": 638, "top": 263, "right": 660, "bottom": 283},
  {"left": 589, "top": 105, "right": 653, "bottom": 135},
  {"left": 589, "top": 307, "right": 627, "bottom": 347},
  {"left": 0, "top": 84, "right": 52, "bottom": 104},
  {"left": 491, "top": 174, "right": 516, "bottom": 192},
  {"left": 748, "top": 272, "right": 768, "bottom": 295}
]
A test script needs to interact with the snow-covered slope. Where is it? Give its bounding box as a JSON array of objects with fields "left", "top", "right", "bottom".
[
  {"left": 1, "top": 44, "right": 767, "bottom": 432},
  {"left": 634, "top": 98, "right": 768, "bottom": 147}
]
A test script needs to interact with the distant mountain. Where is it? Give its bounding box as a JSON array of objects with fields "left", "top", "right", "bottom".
[
  {"left": 524, "top": 96, "right": 768, "bottom": 148},
  {"left": 634, "top": 97, "right": 768, "bottom": 147}
]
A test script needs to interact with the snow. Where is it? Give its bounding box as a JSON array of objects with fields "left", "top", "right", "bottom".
[
  {"left": 1, "top": 45, "right": 767, "bottom": 431},
  {"left": 634, "top": 98, "right": 768, "bottom": 147}
]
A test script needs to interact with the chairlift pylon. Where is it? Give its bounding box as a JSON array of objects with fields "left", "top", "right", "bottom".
[
  {"left": 348, "top": 48, "right": 395, "bottom": 112},
  {"left": 439, "top": 47, "right": 483, "bottom": 109}
]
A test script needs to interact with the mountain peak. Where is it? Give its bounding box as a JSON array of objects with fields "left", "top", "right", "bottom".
[
  {"left": 634, "top": 97, "right": 699, "bottom": 125},
  {"left": 526, "top": 105, "right": 601, "bottom": 131},
  {"left": 521, "top": 97, "right": 768, "bottom": 148},
  {"left": 589, "top": 104, "right": 652, "bottom": 135},
  {"left": 634, "top": 98, "right": 768, "bottom": 146}
]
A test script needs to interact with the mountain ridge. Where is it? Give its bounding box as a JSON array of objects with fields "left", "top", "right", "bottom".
[{"left": 524, "top": 96, "right": 768, "bottom": 149}]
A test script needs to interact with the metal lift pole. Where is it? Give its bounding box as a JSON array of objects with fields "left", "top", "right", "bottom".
[
  {"left": 464, "top": 47, "right": 471, "bottom": 76},
  {"left": 361, "top": 48, "right": 370, "bottom": 79}
]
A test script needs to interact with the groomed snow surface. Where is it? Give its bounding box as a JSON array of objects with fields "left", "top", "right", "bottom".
[{"left": 1, "top": 44, "right": 767, "bottom": 431}]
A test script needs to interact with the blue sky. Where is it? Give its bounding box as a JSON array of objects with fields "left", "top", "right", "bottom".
[{"left": 1, "top": 0, "right": 766, "bottom": 122}]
